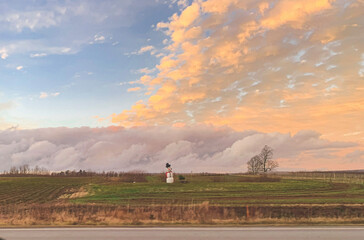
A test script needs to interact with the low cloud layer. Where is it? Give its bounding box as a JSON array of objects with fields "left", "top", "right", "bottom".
[{"left": 0, "top": 126, "right": 360, "bottom": 173}]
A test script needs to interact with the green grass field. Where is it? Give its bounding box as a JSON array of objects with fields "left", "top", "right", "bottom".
[{"left": 1, "top": 174, "right": 364, "bottom": 206}]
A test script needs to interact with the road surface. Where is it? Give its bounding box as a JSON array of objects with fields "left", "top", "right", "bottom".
[{"left": 1, "top": 227, "right": 364, "bottom": 240}]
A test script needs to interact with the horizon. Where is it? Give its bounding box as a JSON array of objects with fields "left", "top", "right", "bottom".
[{"left": 0, "top": 0, "right": 363, "bottom": 172}]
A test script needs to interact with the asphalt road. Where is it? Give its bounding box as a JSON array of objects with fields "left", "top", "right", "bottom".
[{"left": 1, "top": 227, "right": 364, "bottom": 240}]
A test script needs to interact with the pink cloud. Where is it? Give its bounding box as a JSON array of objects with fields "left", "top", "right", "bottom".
[{"left": 0, "top": 126, "right": 359, "bottom": 173}]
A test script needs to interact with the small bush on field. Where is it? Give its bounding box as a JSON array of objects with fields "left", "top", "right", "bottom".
[
  {"left": 178, "top": 175, "right": 185, "bottom": 181},
  {"left": 178, "top": 175, "right": 188, "bottom": 183}
]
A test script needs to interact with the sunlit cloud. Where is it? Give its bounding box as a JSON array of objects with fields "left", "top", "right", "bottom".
[
  {"left": 127, "top": 87, "right": 141, "bottom": 92},
  {"left": 111, "top": 0, "right": 364, "bottom": 148},
  {"left": 126, "top": 45, "right": 157, "bottom": 56},
  {"left": 136, "top": 67, "right": 156, "bottom": 75}
]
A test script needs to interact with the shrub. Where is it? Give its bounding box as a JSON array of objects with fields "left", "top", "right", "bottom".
[{"left": 178, "top": 175, "right": 185, "bottom": 181}]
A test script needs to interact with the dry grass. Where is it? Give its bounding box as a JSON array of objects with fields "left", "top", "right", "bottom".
[
  {"left": 2, "top": 203, "right": 364, "bottom": 226},
  {"left": 59, "top": 187, "right": 90, "bottom": 199}
]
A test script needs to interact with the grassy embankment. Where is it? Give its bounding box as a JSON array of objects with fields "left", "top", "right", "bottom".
[{"left": 1, "top": 174, "right": 364, "bottom": 225}]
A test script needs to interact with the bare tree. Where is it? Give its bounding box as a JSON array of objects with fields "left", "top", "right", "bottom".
[
  {"left": 259, "top": 145, "right": 275, "bottom": 173},
  {"left": 247, "top": 145, "right": 278, "bottom": 174},
  {"left": 266, "top": 159, "right": 279, "bottom": 172},
  {"left": 247, "top": 155, "right": 262, "bottom": 174},
  {"left": 9, "top": 166, "right": 18, "bottom": 175},
  {"left": 19, "top": 164, "right": 30, "bottom": 174}
]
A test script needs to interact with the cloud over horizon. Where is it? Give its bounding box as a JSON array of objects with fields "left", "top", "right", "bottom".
[{"left": 0, "top": 126, "right": 360, "bottom": 173}]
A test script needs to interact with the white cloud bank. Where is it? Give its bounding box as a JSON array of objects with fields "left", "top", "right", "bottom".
[{"left": 0, "top": 126, "right": 359, "bottom": 173}]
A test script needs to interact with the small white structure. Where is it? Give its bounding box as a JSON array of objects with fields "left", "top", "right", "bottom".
[{"left": 166, "top": 163, "right": 174, "bottom": 183}]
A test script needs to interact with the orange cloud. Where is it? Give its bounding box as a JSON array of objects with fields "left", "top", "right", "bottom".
[
  {"left": 261, "top": 0, "right": 333, "bottom": 29},
  {"left": 180, "top": 91, "right": 206, "bottom": 103},
  {"left": 127, "top": 87, "right": 141, "bottom": 92},
  {"left": 175, "top": 2, "right": 200, "bottom": 28},
  {"left": 110, "top": 0, "right": 364, "bottom": 154},
  {"left": 202, "top": 0, "right": 238, "bottom": 14},
  {"left": 258, "top": 2, "right": 269, "bottom": 15}
]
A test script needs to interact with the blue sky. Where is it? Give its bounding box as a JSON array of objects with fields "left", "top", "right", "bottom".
[{"left": 0, "top": 0, "right": 185, "bottom": 128}]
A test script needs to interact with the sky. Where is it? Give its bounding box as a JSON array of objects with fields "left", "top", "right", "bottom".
[{"left": 0, "top": 0, "right": 363, "bottom": 172}]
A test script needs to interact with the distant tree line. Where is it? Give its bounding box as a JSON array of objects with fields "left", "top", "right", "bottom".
[
  {"left": 5, "top": 164, "right": 50, "bottom": 175},
  {"left": 1, "top": 165, "right": 149, "bottom": 181},
  {"left": 247, "top": 145, "right": 278, "bottom": 174}
]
